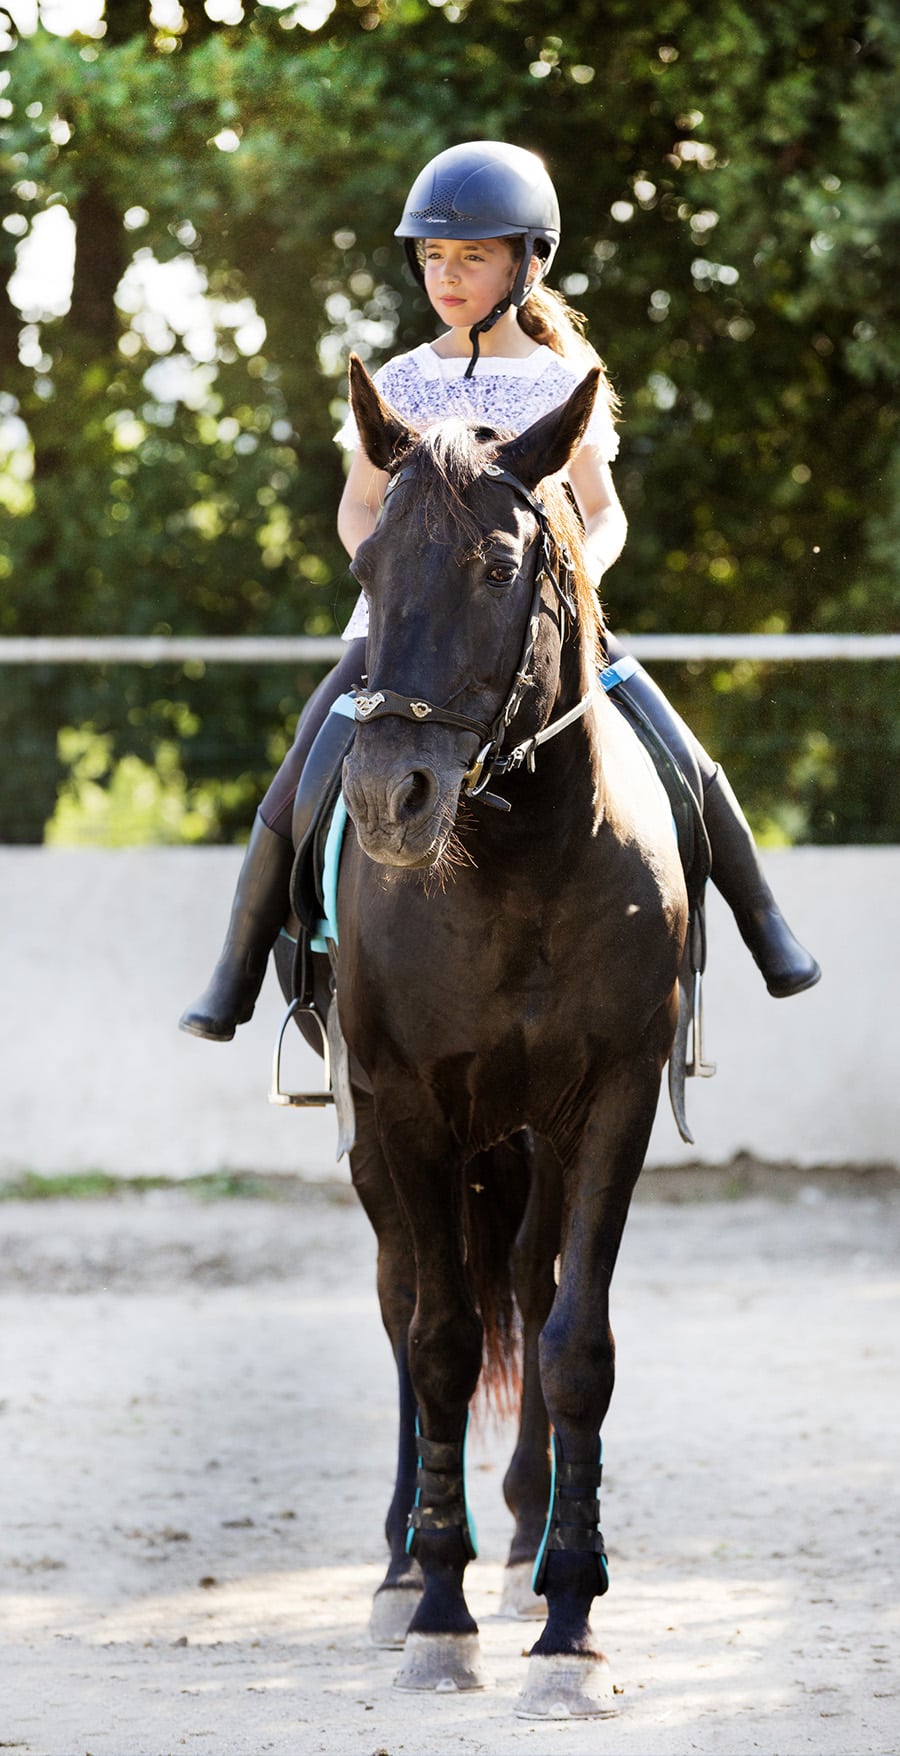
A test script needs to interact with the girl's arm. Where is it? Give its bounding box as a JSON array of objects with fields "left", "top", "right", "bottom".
[
  {"left": 337, "top": 447, "right": 390, "bottom": 558},
  {"left": 566, "top": 442, "right": 628, "bottom": 585}
]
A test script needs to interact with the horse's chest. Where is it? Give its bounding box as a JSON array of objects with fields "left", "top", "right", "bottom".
[{"left": 343, "top": 873, "right": 648, "bottom": 1066}]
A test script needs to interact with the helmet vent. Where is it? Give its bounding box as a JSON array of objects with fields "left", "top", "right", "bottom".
[{"left": 408, "top": 178, "right": 474, "bottom": 225}]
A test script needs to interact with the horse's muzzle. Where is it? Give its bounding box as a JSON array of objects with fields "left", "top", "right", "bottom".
[{"left": 343, "top": 738, "right": 460, "bottom": 869}]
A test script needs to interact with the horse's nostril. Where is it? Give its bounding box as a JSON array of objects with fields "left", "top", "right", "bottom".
[{"left": 392, "top": 768, "right": 437, "bottom": 823}]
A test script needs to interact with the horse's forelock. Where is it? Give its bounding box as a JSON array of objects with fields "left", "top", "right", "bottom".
[
  {"left": 405, "top": 420, "right": 500, "bottom": 546},
  {"left": 424, "top": 417, "right": 499, "bottom": 474}
]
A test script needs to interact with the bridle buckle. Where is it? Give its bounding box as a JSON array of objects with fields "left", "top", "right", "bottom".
[{"left": 463, "top": 740, "right": 495, "bottom": 798}]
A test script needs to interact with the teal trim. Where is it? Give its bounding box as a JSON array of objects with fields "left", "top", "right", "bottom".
[
  {"left": 599, "top": 654, "right": 639, "bottom": 691},
  {"left": 322, "top": 792, "right": 347, "bottom": 941},
  {"left": 310, "top": 790, "right": 348, "bottom": 952},
  {"left": 405, "top": 1413, "right": 422, "bottom": 1556},
  {"left": 309, "top": 695, "right": 355, "bottom": 949},
  {"left": 462, "top": 1412, "right": 478, "bottom": 1558},
  {"left": 531, "top": 1430, "right": 558, "bottom": 1592}
]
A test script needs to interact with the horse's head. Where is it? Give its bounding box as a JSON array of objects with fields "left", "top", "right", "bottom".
[{"left": 342, "top": 354, "right": 603, "bottom": 870}]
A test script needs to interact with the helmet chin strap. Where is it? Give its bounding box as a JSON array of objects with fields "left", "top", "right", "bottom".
[
  {"left": 463, "top": 260, "right": 543, "bottom": 379},
  {"left": 464, "top": 296, "right": 511, "bottom": 380}
]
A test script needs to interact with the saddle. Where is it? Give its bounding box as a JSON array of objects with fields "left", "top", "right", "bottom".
[
  {"left": 599, "top": 656, "right": 710, "bottom": 909},
  {"left": 598, "top": 654, "right": 715, "bottom": 1141},
  {"left": 287, "top": 696, "right": 358, "bottom": 1008},
  {"left": 267, "top": 696, "right": 358, "bottom": 1140}
]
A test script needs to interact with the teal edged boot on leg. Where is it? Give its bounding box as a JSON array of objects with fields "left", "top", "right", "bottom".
[{"left": 703, "top": 769, "right": 821, "bottom": 999}]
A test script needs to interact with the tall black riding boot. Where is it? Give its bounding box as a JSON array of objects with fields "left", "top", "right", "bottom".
[
  {"left": 178, "top": 813, "right": 294, "bottom": 1041},
  {"left": 703, "top": 769, "right": 821, "bottom": 998}
]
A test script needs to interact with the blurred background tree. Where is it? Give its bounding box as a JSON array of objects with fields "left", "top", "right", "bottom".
[{"left": 0, "top": 0, "right": 896, "bottom": 844}]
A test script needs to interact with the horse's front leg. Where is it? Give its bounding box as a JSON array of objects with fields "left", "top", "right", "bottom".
[
  {"left": 378, "top": 1095, "right": 486, "bottom": 1693},
  {"left": 347, "top": 1093, "right": 423, "bottom": 1647},
  {"left": 519, "top": 1057, "right": 666, "bottom": 1719}
]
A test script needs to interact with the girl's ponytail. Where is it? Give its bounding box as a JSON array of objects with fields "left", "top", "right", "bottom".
[{"left": 518, "top": 283, "right": 621, "bottom": 416}]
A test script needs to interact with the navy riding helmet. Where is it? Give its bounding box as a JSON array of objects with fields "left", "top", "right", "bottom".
[
  {"left": 395, "top": 141, "right": 560, "bottom": 374},
  {"left": 395, "top": 140, "right": 561, "bottom": 308}
]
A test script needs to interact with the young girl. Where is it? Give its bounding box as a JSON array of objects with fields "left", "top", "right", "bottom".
[{"left": 180, "top": 140, "right": 819, "bottom": 1042}]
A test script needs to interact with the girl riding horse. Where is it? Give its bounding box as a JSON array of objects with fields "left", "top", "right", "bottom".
[{"left": 180, "top": 140, "right": 820, "bottom": 1044}]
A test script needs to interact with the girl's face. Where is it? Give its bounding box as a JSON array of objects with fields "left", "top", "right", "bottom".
[{"left": 422, "top": 237, "right": 522, "bottom": 328}]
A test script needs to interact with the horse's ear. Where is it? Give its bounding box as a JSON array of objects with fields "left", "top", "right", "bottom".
[
  {"left": 349, "top": 352, "right": 416, "bottom": 473},
  {"left": 493, "top": 367, "right": 602, "bottom": 489}
]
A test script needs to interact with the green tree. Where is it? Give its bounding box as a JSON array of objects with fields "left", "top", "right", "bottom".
[{"left": 0, "top": 0, "right": 896, "bottom": 843}]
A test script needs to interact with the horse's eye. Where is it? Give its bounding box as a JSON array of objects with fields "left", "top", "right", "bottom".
[{"left": 485, "top": 564, "right": 517, "bottom": 588}]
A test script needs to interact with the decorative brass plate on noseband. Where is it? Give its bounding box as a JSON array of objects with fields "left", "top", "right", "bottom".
[{"left": 354, "top": 691, "right": 386, "bottom": 719}]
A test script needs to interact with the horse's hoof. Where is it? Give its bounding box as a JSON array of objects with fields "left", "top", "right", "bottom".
[
  {"left": 515, "top": 1652, "right": 616, "bottom": 1719},
  {"left": 394, "top": 1631, "right": 487, "bottom": 1692},
  {"left": 369, "top": 1583, "right": 423, "bottom": 1649},
  {"left": 497, "top": 1561, "right": 547, "bottom": 1620}
]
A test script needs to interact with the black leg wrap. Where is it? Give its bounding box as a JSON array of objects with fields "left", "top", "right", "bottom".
[
  {"left": 406, "top": 1433, "right": 477, "bottom": 1562},
  {"left": 533, "top": 1449, "right": 608, "bottom": 1597}
]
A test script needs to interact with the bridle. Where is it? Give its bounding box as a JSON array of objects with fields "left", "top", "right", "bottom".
[{"left": 351, "top": 462, "right": 593, "bottom": 812}]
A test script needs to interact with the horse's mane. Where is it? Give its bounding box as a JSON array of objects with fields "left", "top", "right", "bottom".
[{"left": 399, "top": 419, "right": 607, "bottom": 648}]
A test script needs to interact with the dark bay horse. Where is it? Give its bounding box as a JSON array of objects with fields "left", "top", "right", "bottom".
[{"left": 302, "top": 356, "right": 687, "bottom": 1715}]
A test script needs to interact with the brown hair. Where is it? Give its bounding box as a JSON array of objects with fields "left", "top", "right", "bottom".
[{"left": 514, "top": 256, "right": 621, "bottom": 420}]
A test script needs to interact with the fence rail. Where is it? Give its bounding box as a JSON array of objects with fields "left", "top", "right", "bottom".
[{"left": 1, "top": 634, "right": 898, "bottom": 665}]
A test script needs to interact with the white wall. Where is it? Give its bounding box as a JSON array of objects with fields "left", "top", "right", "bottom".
[{"left": 1, "top": 847, "right": 896, "bottom": 1179}]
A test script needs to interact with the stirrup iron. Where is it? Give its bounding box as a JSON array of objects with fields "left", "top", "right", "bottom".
[
  {"left": 668, "top": 901, "right": 715, "bottom": 1144},
  {"left": 687, "top": 966, "right": 716, "bottom": 1080},
  {"left": 268, "top": 996, "right": 335, "bottom": 1107}
]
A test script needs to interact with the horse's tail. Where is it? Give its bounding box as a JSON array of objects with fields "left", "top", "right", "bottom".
[{"left": 463, "top": 1134, "right": 531, "bottom": 1415}]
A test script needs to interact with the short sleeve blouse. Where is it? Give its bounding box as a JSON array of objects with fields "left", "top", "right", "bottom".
[
  {"left": 337, "top": 342, "right": 620, "bottom": 639},
  {"left": 336, "top": 342, "right": 619, "bottom": 458}
]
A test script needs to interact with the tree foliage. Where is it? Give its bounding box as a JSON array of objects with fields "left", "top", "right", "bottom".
[{"left": 0, "top": 0, "right": 897, "bottom": 842}]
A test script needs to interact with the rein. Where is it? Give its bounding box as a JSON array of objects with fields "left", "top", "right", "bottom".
[{"left": 352, "top": 462, "right": 592, "bottom": 811}]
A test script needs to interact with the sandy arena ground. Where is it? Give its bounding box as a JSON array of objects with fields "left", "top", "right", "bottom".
[{"left": 1, "top": 1165, "right": 898, "bottom": 1756}]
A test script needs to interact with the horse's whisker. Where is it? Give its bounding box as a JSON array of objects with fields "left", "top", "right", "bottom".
[{"left": 420, "top": 807, "right": 477, "bottom": 895}]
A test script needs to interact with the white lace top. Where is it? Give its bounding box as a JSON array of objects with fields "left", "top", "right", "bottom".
[{"left": 337, "top": 343, "right": 620, "bottom": 640}]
